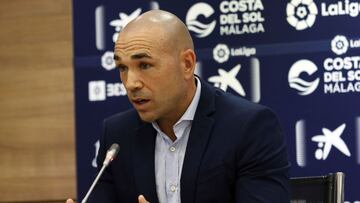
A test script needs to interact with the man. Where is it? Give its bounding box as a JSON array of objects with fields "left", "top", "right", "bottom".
[{"left": 68, "top": 9, "right": 290, "bottom": 203}]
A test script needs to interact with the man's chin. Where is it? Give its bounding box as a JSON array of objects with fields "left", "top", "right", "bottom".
[{"left": 137, "top": 112, "right": 156, "bottom": 123}]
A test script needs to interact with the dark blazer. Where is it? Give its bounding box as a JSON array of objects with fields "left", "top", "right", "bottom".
[{"left": 90, "top": 80, "right": 290, "bottom": 203}]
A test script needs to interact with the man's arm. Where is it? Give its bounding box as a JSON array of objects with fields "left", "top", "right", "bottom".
[{"left": 235, "top": 108, "right": 290, "bottom": 202}]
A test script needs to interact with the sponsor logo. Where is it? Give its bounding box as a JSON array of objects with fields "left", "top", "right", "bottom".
[
  {"left": 213, "top": 43, "right": 256, "bottom": 63},
  {"left": 208, "top": 64, "right": 246, "bottom": 96},
  {"left": 331, "top": 35, "right": 349, "bottom": 55},
  {"left": 295, "top": 120, "right": 356, "bottom": 167},
  {"left": 186, "top": 0, "right": 265, "bottom": 37},
  {"left": 312, "top": 123, "right": 351, "bottom": 160},
  {"left": 213, "top": 44, "right": 230, "bottom": 63},
  {"left": 289, "top": 56, "right": 360, "bottom": 95},
  {"left": 325, "top": 35, "right": 360, "bottom": 94},
  {"left": 323, "top": 56, "right": 360, "bottom": 94},
  {"left": 97, "top": 8, "right": 142, "bottom": 69},
  {"left": 186, "top": 2, "right": 216, "bottom": 38},
  {"left": 331, "top": 35, "right": 360, "bottom": 55},
  {"left": 286, "top": 0, "right": 318, "bottom": 30},
  {"left": 286, "top": 0, "right": 360, "bottom": 30},
  {"left": 219, "top": 0, "right": 265, "bottom": 36},
  {"left": 101, "top": 51, "right": 116, "bottom": 70},
  {"left": 321, "top": 0, "right": 360, "bottom": 17},
  {"left": 88, "top": 81, "right": 106, "bottom": 101},
  {"left": 88, "top": 80, "right": 127, "bottom": 102},
  {"left": 110, "top": 8, "right": 142, "bottom": 42},
  {"left": 288, "top": 59, "right": 320, "bottom": 95}
]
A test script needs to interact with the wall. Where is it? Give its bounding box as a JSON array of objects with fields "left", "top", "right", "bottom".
[{"left": 0, "top": 0, "right": 75, "bottom": 202}]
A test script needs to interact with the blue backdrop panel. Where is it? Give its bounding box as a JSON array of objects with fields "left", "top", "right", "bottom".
[{"left": 73, "top": 0, "right": 360, "bottom": 201}]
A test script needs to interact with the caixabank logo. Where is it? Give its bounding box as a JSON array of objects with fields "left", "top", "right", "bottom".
[
  {"left": 96, "top": 7, "right": 143, "bottom": 71},
  {"left": 294, "top": 119, "right": 360, "bottom": 167},
  {"left": 208, "top": 64, "right": 246, "bottom": 96},
  {"left": 186, "top": 0, "right": 266, "bottom": 38},
  {"left": 207, "top": 58, "right": 261, "bottom": 103},
  {"left": 95, "top": 3, "right": 159, "bottom": 71},
  {"left": 286, "top": 0, "right": 360, "bottom": 30},
  {"left": 292, "top": 117, "right": 360, "bottom": 202}
]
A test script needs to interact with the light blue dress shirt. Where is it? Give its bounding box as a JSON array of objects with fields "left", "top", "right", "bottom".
[{"left": 152, "top": 78, "right": 201, "bottom": 203}]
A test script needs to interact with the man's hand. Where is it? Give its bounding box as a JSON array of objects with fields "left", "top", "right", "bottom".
[
  {"left": 138, "top": 195, "right": 149, "bottom": 203},
  {"left": 66, "top": 199, "right": 75, "bottom": 203}
]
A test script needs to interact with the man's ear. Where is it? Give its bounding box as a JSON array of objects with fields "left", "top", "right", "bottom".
[{"left": 181, "top": 49, "right": 196, "bottom": 79}]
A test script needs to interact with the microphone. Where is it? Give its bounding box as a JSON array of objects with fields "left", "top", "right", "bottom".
[{"left": 81, "top": 143, "right": 120, "bottom": 203}]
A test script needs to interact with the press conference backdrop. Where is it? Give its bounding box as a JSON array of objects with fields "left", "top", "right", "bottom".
[{"left": 73, "top": 0, "right": 360, "bottom": 202}]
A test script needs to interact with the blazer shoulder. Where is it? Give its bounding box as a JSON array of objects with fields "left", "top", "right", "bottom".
[{"left": 215, "top": 89, "right": 272, "bottom": 117}]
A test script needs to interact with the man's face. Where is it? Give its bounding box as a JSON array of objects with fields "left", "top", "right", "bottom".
[{"left": 114, "top": 30, "right": 188, "bottom": 123}]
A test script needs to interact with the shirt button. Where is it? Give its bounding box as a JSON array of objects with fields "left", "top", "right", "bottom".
[
  {"left": 170, "top": 185, "right": 176, "bottom": 192},
  {"left": 169, "top": 146, "right": 176, "bottom": 152}
]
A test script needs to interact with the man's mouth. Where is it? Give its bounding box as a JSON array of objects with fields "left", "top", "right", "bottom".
[{"left": 132, "top": 98, "right": 150, "bottom": 105}]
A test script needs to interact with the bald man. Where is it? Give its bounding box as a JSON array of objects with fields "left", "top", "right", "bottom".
[{"left": 68, "top": 10, "right": 290, "bottom": 203}]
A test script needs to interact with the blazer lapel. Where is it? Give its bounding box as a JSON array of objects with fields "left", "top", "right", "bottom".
[
  {"left": 132, "top": 122, "right": 159, "bottom": 203},
  {"left": 180, "top": 81, "right": 216, "bottom": 203}
]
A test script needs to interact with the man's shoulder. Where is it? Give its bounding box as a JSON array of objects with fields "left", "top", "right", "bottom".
[
  {"left": 200, "top": 79, "right": 267, "bottom": 113},
  {"left": 213, "top": 87, "right": 269, "bottom": 116},
  {"left": 198, "top": 80, "right": 275, "bottom": 124}
]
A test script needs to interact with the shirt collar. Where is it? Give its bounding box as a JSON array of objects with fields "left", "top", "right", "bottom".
[
  {"left": 152, "top": 77, "right": 202, "bottom": 130},
  {"left": 178, "top": 76, "right": 201, "bottom": 122}
]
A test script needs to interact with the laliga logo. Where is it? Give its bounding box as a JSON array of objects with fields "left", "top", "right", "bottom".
[
  {"left": 288, "top": 59, "right": 320, "bottom": 96},
  {"left": 186, "top": 2, "right": 216, "bottom": 38},
  {"left": 88, "top": 81, "right": 106, "bottom": 101},
  {"left": 286, "top": 0, "right": 318, "bottom": 30},
  {"left": 311, "top": 123, "right": 351, "bottom": 160},
  {"left": 213, "top": 44, "right": 230, "bottom": 63},
  {"left": 331, "top": 35, "right": 349, "bottom": 55},
  {"left": 101, "top": 51, "right": 116, "bottom": 70},
  {"left": 88, "top": 80, "right": 127, "bottom": 102},
  {"left": 208, "top": 64, "right": 246, "bottom": 96}
]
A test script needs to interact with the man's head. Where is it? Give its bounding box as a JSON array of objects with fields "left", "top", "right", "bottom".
[{"left": 114, "top": 10, "right": 197, "bottom": 126}]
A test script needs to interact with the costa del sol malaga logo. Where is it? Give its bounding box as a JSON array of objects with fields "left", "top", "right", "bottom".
[
  {"left": 286, "top": 0, "right": 318, "bottom": 30},
  {"left": 288, "top": 59, "right": 320, "bottom": 96},
  {"left": 186, "top": 2, "right": 216, "bottom": 38}
]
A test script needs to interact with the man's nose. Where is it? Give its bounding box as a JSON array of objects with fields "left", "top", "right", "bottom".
[{"left": 125, "top": 71, "right": 143, "bottom": 91}]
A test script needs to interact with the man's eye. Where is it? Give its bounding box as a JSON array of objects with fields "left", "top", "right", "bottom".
[
  {"left": 117, "top": 64, "right": 128, "bottom": 72},
  {"left": 139, "top": 63, "right": 151, "bottom": 70}
]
